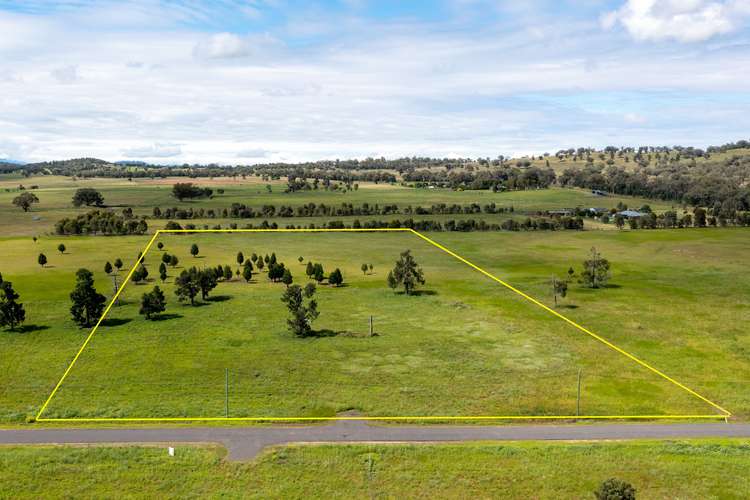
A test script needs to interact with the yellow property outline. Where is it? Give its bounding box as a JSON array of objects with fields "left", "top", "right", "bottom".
[{"left": 35, "top": 228, "right": 732, "bottom": 423}]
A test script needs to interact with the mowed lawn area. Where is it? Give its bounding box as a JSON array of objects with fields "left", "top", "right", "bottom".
[
  {"left": 2, "top": 439, "right": 749, "bottom": 498},
  {"left": 33, "top": 231, "right": 719, "bottom": 420}
]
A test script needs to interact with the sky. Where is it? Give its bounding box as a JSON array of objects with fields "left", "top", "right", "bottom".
[{"left": 1, "top": 0, "right": 750, "bottom": 164}]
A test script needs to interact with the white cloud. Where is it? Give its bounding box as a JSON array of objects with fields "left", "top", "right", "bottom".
[
  {"left": 603, "top": 0, "right": 750, "bottom": 42},
  {"left": 193, "top": 32, "right": 279, "bottom": 60},
  {"left": 51, "top": 65, "right": 78, "bottom": 84},
  {"left": 122, "top": 143, "right": 183, "bottom": 158}
]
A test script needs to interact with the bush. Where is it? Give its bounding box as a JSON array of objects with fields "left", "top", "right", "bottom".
[{"left": 594, "top": 478, "right": 636, "bottom": 500}]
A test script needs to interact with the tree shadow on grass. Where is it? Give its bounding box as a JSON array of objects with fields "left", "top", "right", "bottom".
[
  {"left": 10, "top": 324, "right": 50, "bottom": 334},
  {"left": 150, "top": 313, "right": 183, "bottom": 321},
  {"left": 100, "top": 318, "right": 133, "bottom": 327},
  {"left": 206, "top": 295, "right": 232, "bottom": 303},
  {"left": 603, "top": 283, "right": 621, "bottom": 289},
  {"left": 395, "top": 289, "right": 437, "bottom": 296},
  {"left": 559, "top": 304, "right": 579, "bottom": 309}
]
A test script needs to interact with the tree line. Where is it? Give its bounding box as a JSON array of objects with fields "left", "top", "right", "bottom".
[{"left": 55, "top": 210, "right": 148, "bottom": 235}]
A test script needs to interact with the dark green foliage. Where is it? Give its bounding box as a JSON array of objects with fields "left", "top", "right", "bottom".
[
  {"left": 388, "top": 250, "right": 425, "bottom": 295},
  {"left": 157, "top": 242, "right": 164, "bottom": 251},
  {"left": 114, "top": 258, "right": 123, "bottom": 271},
  {"left": 55, "top": 210, "right": 147, "bottom": 235},
  {"left": 251, "top": 253, "right": 258, "bottom": 262},
  {"left": 132, "top": 264, "right": 149, "bottom": 284},
  {"left": 197, "top": 268, "right": 218, "bottom": 300},
  {"left": 12, "top": 191, "right": 39, "bottom": 212},
  {"left": 580, "top": 247, "right": 610, "bottom": 289},
  {"left": 236, "top": 252, "right": 244, "bottom": 266},
  {"left": 361, "top": 263, "right": 368, "bottom": 275},
  {"left": 69, "top": 268, "right": 106, "bottom": 328},
  {"left": 139, "top": 286, "right": 166, "bottom": 320},
  {"left": 551, "top": 275, "right": 568, "bottom": 306},
  {"left": 281, "top": 268, "right": 293, "bottom": 287},
  {"left": 158, "top": 262, "right": 167, "bottom": 282},
  {"left": 162, "top": 253, "right": 172, "bottom": 265},
  {"left": 328, "top": 268, "right": 343, "bottom": 287},
  {"left": 172, "top": 183, "right": 213, "bottom": 201},
  {"left": 594, "top": 478, "right": 636, "bottom": 500},
  {"left": 268, "top": 262, "right": 287, "bottom": 282},
  {"left": 281, "top": 283, "right": 319, "bottom": 337},
  {"left": 298, "top": 256, "right": 304, "bottom": 263},
  {"left": 190, "top": 244, "right": 199, "bottom": 257},
  {"left": 72, "top": 188, "right": 104, "bottom": 207},
  {"left": 312, "top": 263, "right": 325, "bottom": 283},
  {"left": 169, "top": 254, "right": 179, "bottom": 267},
  {"left": 0, "top": 279, "right": 25, "bottom": 331},
  {"left": 37, "top": 253, "right": 47, "bottom": 267},
  {"left": 104, "top": 261, "right": 113, "bottom": 275},
  {"left": 57, "top": 243, "right": 66, "bottom": 254},
  {"left": 256, "top": 258, "right": 264, "bottom": 271},
  {"left": 306, "top": 261, "right": 314, "bottom": 278},
  {"left": 223, "top": 265, "right": 233, "bottom": 281},
  {"left": 174, "top": 269, "right": 200, "bottom": 305},
  {"left": 242, "top": 262, "right": 253, "bottom": 282}
]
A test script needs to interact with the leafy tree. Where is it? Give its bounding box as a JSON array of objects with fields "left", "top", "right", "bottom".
[
  {"left": 157, "top": 242, "right": 164, "bottom": 250},
  {"left": 12, "top": 191, "right": 39, "bottom": 212},
  {"left": 175, "top": 269, "right": 200, "bottom": 305},
  {"left": 242, "top": 262, "right": 253, "bottom": 282},
  {"left": 38, "top": 253, "right": 47, "bottom": 268},
  {"left": 72, "top": 188, "right": 104, "bottom": 207},
  {"left": 158, "top": 262, "right": 167, "bottom": 282},
  {"left": 114, "top": 258, "right": 123, "bottom": 272},
  {"left": 169, "top": 254, "right": 179, "bottom": 267},
  {"left": 551, "top": 275, "right": 568, "bottom": 306},
  {"left": 0, "top": 280, "right": 25, "bottom": 331},
  {"left": 614, "top": 214, "right": 625, "bottom": 229},
  {"left": 104, "top": 261, "right": 113, "bottom": 275},
  {"left": 264, "top": 254, "right": 270, "bottom": 264},
  {"left": 132, "top": 264, "right": 149, "bottom": 284},
  {"left": 162, "top": 253, "right": 172, "bottom": 265},
  {"left": 388, "top": 250, "right": 425, "bottom": 295},
  {"left": 139, "top": 286, "right": 166, "bottom": 320},
  {"left": 197, "top": 267, "right": 218, "bottom": 300},
  {"left": 172, "top": 183, "right": 212, "bottom": 201},
  {"left": 306, "top": 261, "right": 314, "bottom": 278},
  {"left": 70, "top": 268, "right": 106, "bottom": 327},
  {"left": 594, "top": 478, "right": 636, "bottom": 500},
  {"left": 361, "top": 263, "right": 368, "bottom": 275},
  {"left": 580, "top": 247, "right": 610, "bottom": 289},
  {"left": 298, "top": 256, "right": 304, "bottom": 263},
  {"left": 281, "top": 283, "right": 319, "bottom": 337},
  {"left": 329, "top": 268, "right": 343, "bottom": 287},
  {"left": 270, "top": 253, "right": 277, "bottom": 265},
  {"left": 256, "top": 258, "right": 264, "bottom": 272},
  {"left": 368, "top": 263, "right": 373, "bottom": 273},
  {"left": 236, "top": 252, "right": 244, "bottom": 266},
  {"left": 57, "top": 243, "right": 66, "bottom": 254},
  {"left": 312, "top": 263, "right": 325, "bottom": 283},
  {"left": 190, "top": 244, "right": 199, "bottom": 258},
  {"left": 223, "top": 265, "right": 233, "bottom": 281},
  {"left": 282, "top": 268, "right": 293, "bottom": 287},
  {"left": 251, "top": 253, "right": 258, "bottom": 262},
  {"left": 268, "top": 262, "right": 287, "bottom": 282}
]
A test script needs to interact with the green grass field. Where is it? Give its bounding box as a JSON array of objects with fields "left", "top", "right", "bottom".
[
  {"left": 0, "top": 176, "right": 746, "bottom": 423},
  {"left": 2, "top": 439, "right": 749, "bottom": 498}
]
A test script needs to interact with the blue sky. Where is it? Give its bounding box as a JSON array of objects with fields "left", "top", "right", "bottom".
[{"left": 1, "top": 0, "right": 749, "bottom": 163}]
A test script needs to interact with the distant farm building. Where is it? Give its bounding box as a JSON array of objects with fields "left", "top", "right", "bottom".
[{"left": 617, "top": 210, "right": 646, "bottom": 218}]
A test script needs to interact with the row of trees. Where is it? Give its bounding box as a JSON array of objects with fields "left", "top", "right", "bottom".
[
  {"left": 149, "top": 202, "right": 516, "bottom": 220},
  {"left": 55, "top": 211, "right": 148, "bottom": 235},
  {"left": 164, "top": 216, "right": 585, "bottom": 233}
]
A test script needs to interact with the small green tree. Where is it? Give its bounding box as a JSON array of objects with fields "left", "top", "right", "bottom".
[
  {"left": 236, "top": 252, "right": 244, "bottom": 266},
  {"left": 190, "top": 244, "right": 199, "bottom": 258},
  {"left": 158, "top": 262, "right": 167, "bottom": 282},
  {"left": 251, "top": 253, "right": 258, "bottom": 262},
  {"left": 57, "top": 243, "right": 66, "bottom": 254},
  {"left": 306, "top": 261, "right": 314, "bottom": 278},
  {"left": 256, "top": 258, "right": 265, "bottom": 272},
  {"left": 361, "top": 263, "right": 368, "bottom": 275},
  {"left": 12, "top": 191, "right": 39, "bottom": 212},
  {"left": 69, "top": 268, "right": 106, "bottom": 327},
  {"left": 388, "top": 250, "right": 425, "bottom": 295},
  {"left": 169, "top": 254, "right": 179, "bottom": 267},
  {"left": 312, "top": 263, "right": 325, "bottom": 283},
  {"left": 114, "top": 258, "right": 123, "bottom": 272},
  {"left": 580, "top": 247, "right": 610, "bottom": 289},
  {"left": 162, "top": 253, "right": 172, "bottom": 265},
  {"left": 104, "top": 261, "right": 113, "bottom": 275},
  {"left": 139, "top": 286, "right": 166, "bottom": 320},
  {"left": 282, "top": 268, "right": 293, "bottom": 287},
  {"left": 157, "top": 242, "right": 164, "bottom": 251},
  {"left": 298, "top": 256, "right": 304, "bottom": 264},
  {"left": 551, "top": 275, "right": 568, "bottom": 306},
  {"left": 594, "top": 478, "right": 636, "bottom": 500},
  {"left": 281, "top": 283, "right": 319, "bottom": 337},
  {"left": 132, "top": 264, "right": 149, "bottom": 284},
  {"left": 242, "top": 262, "right": 253, "bottom": 282},
  {"left": 38, "top": 253, "right": 47, "bottom": 268},
  {"left": 0, "top": 280, "right": 26, "bottom": 331},
  {"left": 223, "top": 265, "right": 233, "bottom": 281},
  {"left": 329, "top": 268, "right": 343, "bottom": 287},
  {"left": 175, "top": 269, "right": 200, "bottom": 305},
  {"left": 368, "top": 263, "right": 373, "bottom": 273}
]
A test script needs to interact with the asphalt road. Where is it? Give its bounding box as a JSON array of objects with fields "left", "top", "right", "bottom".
[{"left": 2, "top": 421, "right": 750, "bottom": 460}]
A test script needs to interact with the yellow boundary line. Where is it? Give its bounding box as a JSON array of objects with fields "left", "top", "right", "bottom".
[{"left": 35, "top": 228, "right": 731, "bottom": 423}]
